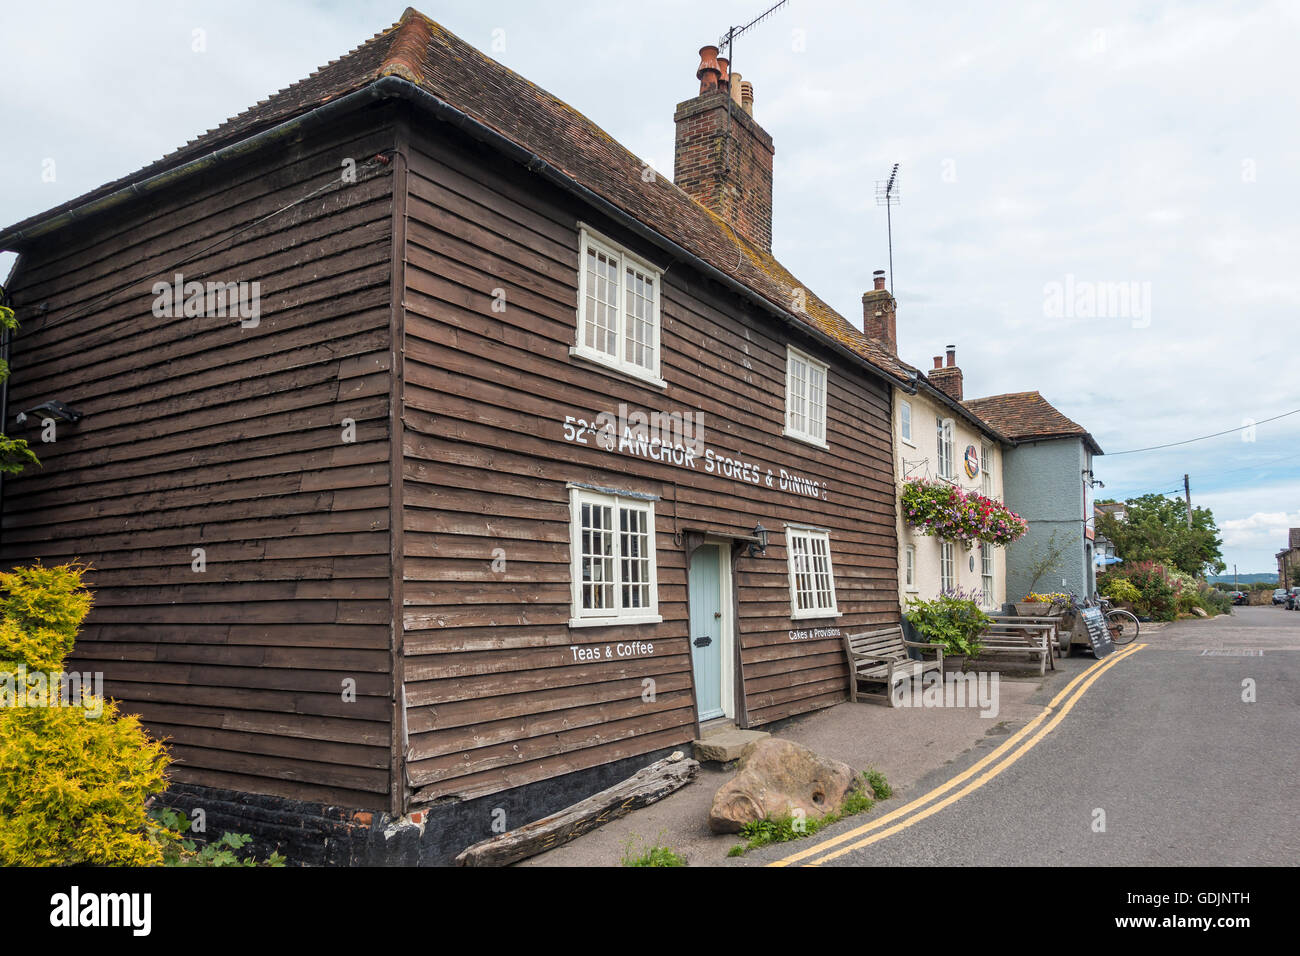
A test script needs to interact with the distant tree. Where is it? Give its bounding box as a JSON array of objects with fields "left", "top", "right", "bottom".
[{"left": 1095, "top": 493, "right": 1225, "bottom": 578}]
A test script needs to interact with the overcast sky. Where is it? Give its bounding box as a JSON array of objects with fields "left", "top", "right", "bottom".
[{"left": 2, "top": 0, "right": 1297, "bottom": 572}]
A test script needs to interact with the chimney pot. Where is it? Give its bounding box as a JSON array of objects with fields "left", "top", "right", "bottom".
[
  {"left": 730, "top": 72, "right": 744, "bottom": 107},
  {"left": 696, "top": 45, "right": 721, "bottom": 93},
  {"left": 717, "top": 56, "right": 730, "bottom": 89},
  {"left": 930, "top": 346, "right": 964, "bottom": 400},
  {"left": 872, "top": 269, "right": 886, "bottom": 292},
  {"left": 933, "top": 356, "right": 943, "bottom": 370},
  {"left": 740, "top": 80, "right": 754, "bottom": 115}
]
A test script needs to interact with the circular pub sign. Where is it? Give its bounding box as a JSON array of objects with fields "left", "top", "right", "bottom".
[{"left": 963, "top": 444, "right": 980, "bottom": 479}]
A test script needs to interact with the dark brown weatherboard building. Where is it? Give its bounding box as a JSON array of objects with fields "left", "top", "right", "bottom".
[{"left": 0, "top": 10, "right": 912, "bottom": 864}]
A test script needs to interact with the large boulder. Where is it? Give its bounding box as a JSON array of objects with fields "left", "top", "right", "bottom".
[{"left": 707, "top": 738, "right": 859, "bottom": 833}]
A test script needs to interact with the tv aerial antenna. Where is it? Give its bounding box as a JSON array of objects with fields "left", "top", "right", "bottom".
[
  {"left": 718, "top": 0, "right": 790, "bottom": 76},
  {"left": 875, "top": 163, "right": 900, "bottom": 294}
]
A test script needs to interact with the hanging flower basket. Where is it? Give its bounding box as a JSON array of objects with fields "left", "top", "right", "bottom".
[{"left": 900, "top": 478, "right": 1027, "bottom": 548}]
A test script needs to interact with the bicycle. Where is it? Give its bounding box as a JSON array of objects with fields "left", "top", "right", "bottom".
[{"left": 1096, "top": 596, "right": 1140, "bottom": 645}]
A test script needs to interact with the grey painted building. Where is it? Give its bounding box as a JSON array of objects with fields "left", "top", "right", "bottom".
[{"left": 963, "top": 392, "right": 1103, "bottom": 604}]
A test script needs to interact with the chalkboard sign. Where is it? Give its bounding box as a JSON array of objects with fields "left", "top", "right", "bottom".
[{"left": 1080, "top": 607, "right": 1115, "bottom": 658}]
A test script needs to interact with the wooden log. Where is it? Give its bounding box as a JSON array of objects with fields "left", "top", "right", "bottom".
[{"left": 453, "top": 751, "right": 699, "bottom": 867}]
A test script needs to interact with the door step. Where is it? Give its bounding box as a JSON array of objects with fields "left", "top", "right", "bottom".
[{"left": 692, "top": 724, "right": 770, "bottom": 764}]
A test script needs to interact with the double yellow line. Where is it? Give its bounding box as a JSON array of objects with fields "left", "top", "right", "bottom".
[{"left": 770, "top": 642, "right": 1147, "bottom": 867}]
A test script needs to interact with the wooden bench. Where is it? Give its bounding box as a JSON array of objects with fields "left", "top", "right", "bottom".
[
  {"left": 843, "top": 625, "right": 944, "bottom": 707},
  {"left": 973, "top": 619, "right": 1054, "bottom": 675}
]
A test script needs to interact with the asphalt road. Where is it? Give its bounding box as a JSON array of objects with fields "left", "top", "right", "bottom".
[{"left": 802, "top": 605, "right": 1300, "bottom": 866}]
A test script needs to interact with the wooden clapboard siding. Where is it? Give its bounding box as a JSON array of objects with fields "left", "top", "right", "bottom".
[
  {"left": 399, "top": 127, "right": 899, "bottom": 805},
  {"left": 0, "top": 111, "right": 401, "bottom": 808}
]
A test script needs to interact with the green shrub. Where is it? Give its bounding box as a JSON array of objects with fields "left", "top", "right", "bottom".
[
  {"left": 1200, "top": 587, "right": 1232, "bottom": 617},
  {"left": 1119, "top": 561, "right": 1177, "bottom": 621},
  {"left": 0, "top": 563, "right": 93, "bottom": 674},
  {"left": 620, "top": 831, "right": 685, "bottom": 867},
  {"left": 0, "top": 563, "right": 171, "bottom": 866},
  {"left": 905, "top": 591, "right": 992, "bottom": 657},
  {"left": 1101, "top": 577, "right": 1141, "bottom": 604},
  {"left": 728, "top": 772, "right": 886, "bottom": 857},
  {"left": 145, "top": 808, "right": 285, "bottom": 867},
  {"left": 866, "top": 768, "right": 892, "bottom": 800}
]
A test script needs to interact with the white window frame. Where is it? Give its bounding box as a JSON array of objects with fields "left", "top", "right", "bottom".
[
  {"left": 572, "top": 225, "right": 666, "bottom": 388},
  {"left": 786, "top": 525, "right": 840, "bottom": 619},
  {"left": 940, "top": 541, "right": 955, "bottom": 593},
  {"left": 568, "top": 487, "right": 661, "bottom": 627},
  {"left": 981, "top": 440, "right": 994, "bottom": 497},
  {"left": 936, "top": 416, "right": 954, "bottom": 480},
  {"left": 981, "top": 543, "right": 995, "bottom": 607},
  {"left": 784, "top": 346, "right": 830, "bottom": 449},
  {"left": 900, "top": 399, "right": 914, "bottom": 446},
  {"left": 905, "top": 544, "right": 916, "bottom": 591}
]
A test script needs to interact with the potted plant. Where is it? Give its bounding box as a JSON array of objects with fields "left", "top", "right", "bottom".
[
  {"left": 1014, "top": 592, "right": 1057, "bottom": 616},
  {"left": 900, "top": 478, "right": 1027, "bottom": 549},
  {"left": 905, "top": 589, "right": 992, "bottom": 672}
]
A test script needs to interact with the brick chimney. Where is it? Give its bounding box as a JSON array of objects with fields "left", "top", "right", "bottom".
[
  {"left": 674, "top": 46, "right": 776, "bottom": 251},
  {"left": 929, "top": 345, "right": 964, "bottom": 401},
  {"left": 862, "top": 269, "right": 897, "bottom": 354}
]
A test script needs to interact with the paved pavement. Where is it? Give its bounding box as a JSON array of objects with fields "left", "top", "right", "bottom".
[
  {"left": 778, "top": 605, "right": 1300, "bottom": 867},
  {"left": 522, "top": 606, "right": 1300, "bottom": 866},
  {"left": 524, "top": 632, "right": 1095, "bottom": 865}
]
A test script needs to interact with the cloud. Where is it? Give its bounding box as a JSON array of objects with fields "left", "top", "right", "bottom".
[{"left": 0, "top": 0, "right": 1296, "bottom": 570}]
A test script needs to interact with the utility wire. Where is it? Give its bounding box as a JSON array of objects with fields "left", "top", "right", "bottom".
[{"left": 1106, "top": 408, "right": 1300, "bottom": 455}]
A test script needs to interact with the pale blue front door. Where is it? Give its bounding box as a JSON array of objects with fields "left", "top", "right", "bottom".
[{"left": 688, "top": 545, "right": 725, "bottom": 721}]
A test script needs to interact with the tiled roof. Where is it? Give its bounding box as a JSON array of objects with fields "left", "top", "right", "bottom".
[
  {"left": 0, "top": 8, "right": 915, "bottom": 386},
  {"left": 963, "top": 390, "right": 1103, "bottom": 454}
]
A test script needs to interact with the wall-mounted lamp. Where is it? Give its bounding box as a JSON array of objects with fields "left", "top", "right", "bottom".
[
  {"left": 16, "top": 400, "right": 84, "bottom": 427},
  {"left": 748, "top": 522, "right": 769, "bottom": 558}
]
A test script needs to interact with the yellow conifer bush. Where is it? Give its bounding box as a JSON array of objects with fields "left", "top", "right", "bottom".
[{"left": 0, "top": 563, "right": 170, "bottom": 865}]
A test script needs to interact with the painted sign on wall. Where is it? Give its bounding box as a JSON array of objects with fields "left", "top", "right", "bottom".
[
  {"left": 964, "top": 445, "right": 980, "bottom": 479},
  {"left": 561, "top": 406, "right": 830, "bottom": 501}
]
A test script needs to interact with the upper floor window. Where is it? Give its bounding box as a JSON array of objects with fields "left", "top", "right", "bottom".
[
  {"left": 981, "top": 543, "right": 995, "bottom": 607},
  {"left": 785, "top": 346, "right": 828, "bottom": 448},
  {"left": 574, "top": 226, "right": 664, "bottom": 387},
  {"left": 936, "top": 417, "right": 954, "bottom": 479},
  {"left": 900, "top": 400, "right": 913, "bottom": 444},
  {"left": 787, "top": 526, "right": 839, "bottom": 619},
  {"left": 569, "top": 487, "right": 661, "bottom": 627},
  {"left": 981, "top": 440, "right": 994, "bottom": 496}
]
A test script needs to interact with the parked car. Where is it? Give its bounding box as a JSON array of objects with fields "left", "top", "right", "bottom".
[
  {"left": 1287, "top": 587, "right": 1300, "bottom": 610},
  {"left": 1231, "top": 590, "right": 1249, "bottom": 605},
  {"left": 1274, "top": 588, "right": 1289, "bottom": 605}
]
